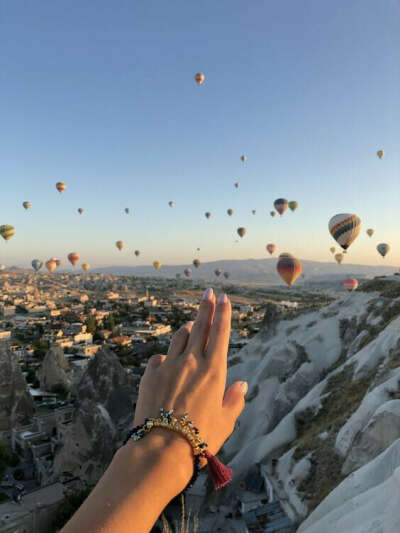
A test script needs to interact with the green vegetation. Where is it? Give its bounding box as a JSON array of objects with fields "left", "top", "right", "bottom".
[
  {"left": 0, "top": 440, "right": 19, "bottom": 481},
  {"left": 53, "top": 488, "right": 92, "bottom": 531}
]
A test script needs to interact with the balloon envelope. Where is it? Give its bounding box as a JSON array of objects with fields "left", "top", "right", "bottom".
[
  {"left": 344, "top": 278, "right": 359, "bottom": 291},
  {"left": 377, "top": 243, "right": 390, "bottom": 258},
  {"left": 31, "top": 259, "right": 43, "bottom": 272},
  {"left": 193, "top": 259, "right": 200, "bottom": 268},
  {"left": 153, "top": 261, "right": 162, "bottom": 270},
  {"left": 23, "top": 201, "right": 31, "bottom": 210},
  {"left": 223, "top": 272, "right": 230, "bottom": 279},
  {"left": 0, "top": 225, "right": 15, "bottom": 242},
  {"left": 366, "top": 229, "right": 374, "bottom": 237},
  {"left": 270, "top": 211, "right": 276, "bottom": 217},
  {"left": 205, "top": 212, "right": 211, "bottom": 219},
  {"left": 0, "top": 265, "right": 5, "bottom": 271},
  {"left": 45, "top": 259, "right": 57, "bottom": 273},
  {"left": 68, "top": 253, "right": 80, "bottom": 266},
  {"left": 184, "top": 268, "right": 192, "bottom": 277},
  {"left": 377, "top": 150, "right": 384, "bottom": 159},
  {"left": 288, "top": 201, "right": 298, "bottom": 212},
  {"left": 116, "top": 241, "right": 124, "bottom": 251},
  {"left": 134, "top": 250, "right": 140, "bottom": 257},
  {"left": 274, "top": 198, "right": 289, "bottom": 216},
  {"left": 168, "top": 201, "right": 175, "bottom": 208},
  {"left": 56, "top": 182, "right": 66, "bottom": 193},
  {"left": 329, "top": 213, "right": 361, "bottom": 250},
  {"left": 237, "top": 227, "right": 246, "bottom": 238},
  {"left": 214, "top": 269, "right": 222, "bottom": 277},
  {"left": 194, "top": 73, "right": 205, "bottom": 85},
  {"left": 266, "top": 244, "right": 276, "bottom": 255},
  {"left": 334, "top": 253, "right": 344, "bottom": 264},
  {"left": 240, "top": 155, "right": 247, "bottom": 163},
  {"left": 234, "top": 182, "right": 239, "bottom": 189},
  {"left": 78, "top": 208, "right": 84, "bottom": 215},
  {"left": 227, "top": 209, "right": 234, "bottom": 216},
  {"left": 276, "top": 254, "right": 302, "bottom": 286},
  {"left": 81, "top": 263, "right": 90, "bottom": 272},
  {"left": 125, "top": 208, "right": 130, "bottom": 214},
  {"left": 252, "top": 210, "right": 256, "bottom": 215}
]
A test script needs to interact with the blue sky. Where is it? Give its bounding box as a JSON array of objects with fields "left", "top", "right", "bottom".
[{"left": 0, "top": 0, "right": 399, "bottom": 269}]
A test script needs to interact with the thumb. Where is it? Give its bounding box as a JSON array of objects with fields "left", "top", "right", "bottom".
[{"left": 222, "top": 380, "right": 247, "bottom": 427}]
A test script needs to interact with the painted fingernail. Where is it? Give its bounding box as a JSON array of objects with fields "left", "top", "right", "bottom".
[
  {"left": 202, "top": 288, "right": 213, "bottom": 301},
  {"left": 218, "top": 293, "right": 228, "bottom": 304},
  {"left": 240, "top": 381, "right": 248, "bottom": 395}
]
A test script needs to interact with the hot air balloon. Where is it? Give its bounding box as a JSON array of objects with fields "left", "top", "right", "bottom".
[
  {"left": 252, "top": 210, "right": 256, "bottom": 215},
  {"left": 223, "top": 272, "right": 230, "bottom": 279},
  {"left": 288, "top": 201, "right": 298, "bottom": 212},
  {"left": 194, "top": 73, "right": 205, "bottom": 85},
  {"left": 334, "top": 253, "right": 344, "bottom": 264},
  {"left": 0, "top": 265, "right": 5, "bottom": 271},
  {"left": 0, "top": 225, "right": 15, "bottom": 242},
  {"left": 23, "top": 201, "right": 31, "bottom": 210},
  {"left": 227, "top": 209, "right": 234, "bottom": 216},
  {"left": 45, "top": 259, "right": 57, "bottom": 273},
  {"left": 56, "top": 182, "right": 66, "bottom": 194},
  {"left": 78, "top": 208, "right": 84, "bottom": 215},
  {"left": 330, "top": 247, "right": 336, "bottom": 254},
  {"left": 31, "top": 259, "right": 43, "bottom": 272},
  {"left": 366, "top": 229, "right": 374, "bottom": 238},
  {"left": 377, "top": 150, "right": 384, "bottom": 159},
  {"left": 134, "top": 250, "right": 140, "bottom": 257},
  {"left": 234, "top": 182, "right": 239, "bottom": 189},
  {"left": 193, "top": 259, "right": 200, "bottom": 268},
  {"left": 329, "top": 213, "right": 361, "bottom": 251},
  {"left": 344, "top": 278, "right": 359, "bottom": 291},
  {"left": 54, "top": 259, "right": 61, "bottom": 268},
  {"left": 168, "top": 201, "right": 175, "bottom": 208},
  {"left": 153, "top": 261, "right": 162, "bottom": 271},
  {"left": 266, "top": 244, "right": 276, "bottom": 255},
  {"left": 81, "top": 263, "right": 90, "bottom": 272},
  {"left": 270, "top": 211, "right": 276, "bottom": 217},
  {"left": 214, "top": 269, "right": 222, "bottom": 277},
  {"left": 197, "top": 247, "right": 200, "bottom": 251},
  {"left": 125, "top": 208, "right": 130, "bottom": 214},
  {"left": 68, "top": 253, "right": 80, "bottom": 266},
  {"left": 237, "top": 227, "right": 246, "bottom": 238},
  {"left": 116, "top": 241, "right": 124, "bottom": 251},
  {"left": 184, "top": 268, "right": 192, "bottom": 278},
  {"left": 276, "top": 254, "right": 302, "bottom": 286},
  {"left": 274, "top": 198, "right": 289, "bottom": 216},
  {"left": 240, "top": 155, "right": 247, "bottom": 163},
  {"left": 205, "top": 212, "right": 211, "bottom": 219},
  {"left": 377, "top": 243, "right": 390, "bottom": 258}
]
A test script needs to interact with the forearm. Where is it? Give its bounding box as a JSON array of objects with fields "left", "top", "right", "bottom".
[{"left": 61, "top": 429, "right": 193, "bottom": 533}]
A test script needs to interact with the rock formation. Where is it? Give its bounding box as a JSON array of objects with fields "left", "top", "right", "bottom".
[
  {"left": 52, "top": 347, "right": 136, "bottom": 485},
  {"left": 0, "top": 342, "right": 35, "bottom": 431},
  {"left": 37, "top": 345, "right": 72, "bottom": 392}
]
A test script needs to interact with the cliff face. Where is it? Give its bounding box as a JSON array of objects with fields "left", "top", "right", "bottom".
[
  {"left": 0, "top": 342, "right": 35, "bottom": 431},
  {"left": 203, "top": 279, "right": 400, "bottom": 533},
  {"left": 37, "top": 345, "right": 72, "bottom": 392},
  {"left": 52, "top": 347, "right": 136, "bottom": 485}
]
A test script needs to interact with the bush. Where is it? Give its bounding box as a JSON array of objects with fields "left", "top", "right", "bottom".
[
  {"left": 13, "top": 468, "right": 25, "bottom": 481},
  {"left": 0, "top": 491, "right": 9, "bottom": 503}
]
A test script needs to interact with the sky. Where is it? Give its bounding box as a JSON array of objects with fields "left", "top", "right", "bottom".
[{"left": 0, "top": 0, "right": 399, "bottom": 269}]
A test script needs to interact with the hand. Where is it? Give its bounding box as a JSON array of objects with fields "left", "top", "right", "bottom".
[{"left": 134, "top": 288, "right": 247, "bottom": 459}]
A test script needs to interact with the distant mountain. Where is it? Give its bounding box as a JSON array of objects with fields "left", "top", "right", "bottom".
[{"left": 91, "top": 258, "right": 397, "bottom": 284}]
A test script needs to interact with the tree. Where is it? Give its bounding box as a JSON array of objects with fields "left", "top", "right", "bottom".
[
  {"left": 52, "top": 488, "right": 92, "bottom": 531},
  {"left": 85, "top": 315, "right": 97, "bottom": 335}
]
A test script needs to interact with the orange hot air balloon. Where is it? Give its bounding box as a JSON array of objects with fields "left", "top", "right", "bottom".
[
  {"left": 266, "top": 244, "right": 276, "bottom": 255},
  {"left": 344, "top": 278, "right": 359, "bottom": 291},
  {"left": 270, "top": 211, "right": 276, "bottom": 217},
  {"left": 56, "top": 182, "right": 66, "bottom": 194},
  {"left": 376, "top": 150, "right": 384, "bottom": 159},
  {"left": 68, "top": 252, "right": 80, "bottom": 266},
  {"left": 45, "top": 259, "right": 57, "bottom": 273},
  {"left": 115, "top": 241, "right": 124, "bottom": 251},
  {"left": 194, "top": 73, "right": 205, "bottom": 85},
  {"left": 334, "top": 253, "right": 344, "bottom": 264},
  {"left": 276, "top": 254, "right": 302, "bottom": 287},
  {"left": 81, "top": 263, "right": 90, "bottom": 272}
]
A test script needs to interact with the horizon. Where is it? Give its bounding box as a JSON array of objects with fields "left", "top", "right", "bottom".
[{"left": 1, "top": 1, "right": 399, "bottom": 270}]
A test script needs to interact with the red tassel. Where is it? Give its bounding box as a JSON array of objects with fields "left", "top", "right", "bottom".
[{"left": 204, "top": 450, "right": 233, "bottom": 490}]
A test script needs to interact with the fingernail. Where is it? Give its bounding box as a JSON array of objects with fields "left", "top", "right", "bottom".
[
  {"left": 218, "top": 293, "right": 228, "bottom": 304},
  {"left": 202, "top": 288, "right": 213, "bottom": 301},
  {"left": 240, "top": 381, "right": 248, "bottom": 395},
  {"left": 186, "top": 321, "right": 194, "bottom": 328}
]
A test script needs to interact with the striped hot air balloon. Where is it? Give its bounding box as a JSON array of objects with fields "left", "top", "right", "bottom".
[
  {"left": 274, "top": 198, "right": 289, "bottom": 216},
  {"left": 329, "top": 213, "right": 361, "bottom": 251},
  {"left": 56, "top": 182, "right": 66, "bottom": 193},
  {"left": 0, "top": 225, "right": 15, "bottom": 242},
  {"left": 266, "top": 244, "right": 276, "bottom": 255},
  {"left": 344, "top": 278, "right": 359, "bottom": 291},
  {"left": 276, "top": 253, "right": 302, "bottom": 286}
]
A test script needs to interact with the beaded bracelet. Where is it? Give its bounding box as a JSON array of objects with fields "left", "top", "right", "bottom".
[{"left": 123, "top": 408, "right": 233, "bottom": 491}]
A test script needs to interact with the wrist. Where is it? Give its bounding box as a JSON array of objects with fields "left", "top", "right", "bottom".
[{"left": 116, "top": 427, "right": 194, "bottom": 494}]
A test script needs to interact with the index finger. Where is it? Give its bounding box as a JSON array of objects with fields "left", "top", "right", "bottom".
[{"left": 205, "top": 293, "right": 231, "bottom": 377}]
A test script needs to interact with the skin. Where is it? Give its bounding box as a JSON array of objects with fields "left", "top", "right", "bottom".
[{"left": 61, "top": 288, "right": 247, "bottom": 533}]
